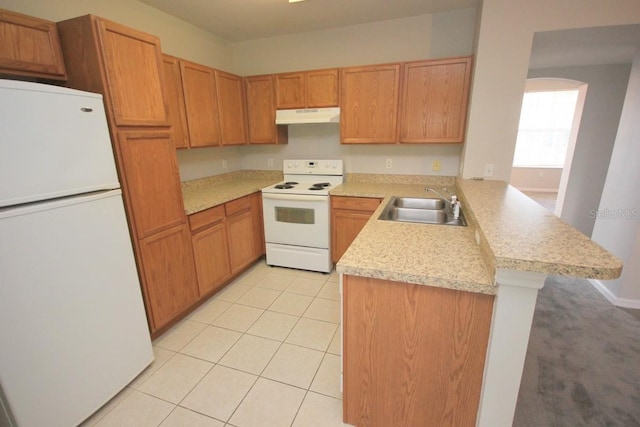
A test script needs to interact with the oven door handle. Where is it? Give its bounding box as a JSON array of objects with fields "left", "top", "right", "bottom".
[{"left": 262, "top": 193, "right": 326, "bottom": 202}]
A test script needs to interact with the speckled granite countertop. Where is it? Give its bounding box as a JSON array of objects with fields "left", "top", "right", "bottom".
[
  {"left": 181, "top": 170, "right": 282, "bottom": 215},
  {"left": 332, "top": 175, "right": 623, "bottom": 295},
  {"left": 456, "top": 179, "right": 622, "bottom": 280},
  {"left": 333, "top": 179, "right": 495, "bottom": 294}
]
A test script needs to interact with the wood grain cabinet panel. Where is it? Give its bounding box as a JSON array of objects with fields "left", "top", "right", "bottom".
[
  {"left": 343, "top": 275, "right": 494, "bottom": 427},
  {"left": 191, "top": 217, "right": 231, "bottom": 296},
  {"left": 306, "top": 69, "right": 339, "bottom": 107},
  {"left": 139, "top": 224, "right": 198, "bottom": 331},
  {"left": 331, "top": 196, "right": 381, "bottom": 263},
  {"left": 274, "top": 72, "right": 305, "bottom": 109},
  {"left": 275, "top": 69, "right": 339, "bottom": 109},
  {"left": 180, "top": 60, "right": 221, "bottom": 147},
  {"left": 117, "top": 131, "right": 186, "bottom": 239},
  {"left": 226, "top": 208, "right": 256, "bottom": 274},
  {"left": 0, "top": 8, "right": 67, "bottom": 80},
  {"left": 96, "top": 18, "right": 168, "bottom": 127},
  {"left": 161, "top": 54, "right": 190, "bottom": 149},
  {"left": 399, "top": 57, "right": 472, "bottom": 143},
  {"left": 340, "top": 64, "right": 400, "bottom": 144},
  {"left": 215, "top": 70, "right": 248, "bottom": 145},
  {"left": 245, "top": 75, "right": 288, "bottom": 144},
  {"left": 249, "top": 192, "right": 265, "bottom": 258}
]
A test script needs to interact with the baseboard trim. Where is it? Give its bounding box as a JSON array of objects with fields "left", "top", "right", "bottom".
[
  {"left": 589, "top": 279, "right": 640, "bottom": 309},
  {"left": 516, "top": 187, "right": 559, "bottom": 193}
]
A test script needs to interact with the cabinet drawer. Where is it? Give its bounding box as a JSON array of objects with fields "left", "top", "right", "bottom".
[
  {"left": 189, "top": 205, "right": 225, "bottom": 231},
  {"left": 225, "top": 195, "right": 252, "bottom": 216},
  {"left": 332, "top": 196, "right": 381, "bottom": 212}
]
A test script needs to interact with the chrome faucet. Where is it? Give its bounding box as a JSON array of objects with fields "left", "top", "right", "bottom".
[{"left": 425, "top": 187, "right": 461, "bottom": 219}]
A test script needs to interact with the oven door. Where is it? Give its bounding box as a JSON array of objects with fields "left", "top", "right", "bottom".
[{"left": 262, "top": 193, "right": 329, "bottom": 248}]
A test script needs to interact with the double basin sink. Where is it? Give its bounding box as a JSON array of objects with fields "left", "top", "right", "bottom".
[{"left": 379, "top": 196, "right": 466, "bottom": 226}]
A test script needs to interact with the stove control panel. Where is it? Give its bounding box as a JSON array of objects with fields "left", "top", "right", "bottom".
[{"left": 283, "top": 159, "right": 343, "bottom": 175}]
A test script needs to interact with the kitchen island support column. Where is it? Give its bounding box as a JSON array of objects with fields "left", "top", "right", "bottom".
[{"left": 476, "top": 270, "right": 547, "bottom": 427}]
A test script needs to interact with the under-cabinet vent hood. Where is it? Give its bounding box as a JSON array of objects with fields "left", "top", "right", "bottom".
[{"left": 275, "top": 107, "right": 340, "bottom": 124}]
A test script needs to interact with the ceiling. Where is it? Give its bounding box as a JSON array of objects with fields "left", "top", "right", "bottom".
[
  {"left": 138, "top": 0, "right": 480, "bottom": 42},
  {"left": 529, "top": 24, "right": 640, "bottom": 69}
]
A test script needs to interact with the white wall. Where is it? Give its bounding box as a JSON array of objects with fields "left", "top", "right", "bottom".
[
  {"left": 231, "top": 8, "right": 477, "bottom": 75},
  {"left": 591, "top": 52, "right": 640, "bottom": 304},
  {"left": 461, "top": 0, "right": 640, "bottom": 181},
  {"left": 239, "top": 124, "right": 461, "bottom": 176},
  {"left": 0, "top": 0, "right": 233, "bottom": 70},
  {"left": 527, "top": 64, "right": 631, "bottom": 236},
  {"left": 510, "top": 167, "right": 562, "bottom": 191}
]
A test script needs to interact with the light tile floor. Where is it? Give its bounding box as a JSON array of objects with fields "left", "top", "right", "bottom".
[{"left": 82, "top": 261, "right": 351, "bottom": 427}]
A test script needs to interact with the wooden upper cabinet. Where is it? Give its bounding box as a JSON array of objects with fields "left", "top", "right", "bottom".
[
  {"left": 180, "top": 60, "right": 221, "bottom": 147},
  {"left": 306, "top": 69, "right": 339, "bottom": 107},
  {"left": 116, "top": 131, "right": 186, "bottom": 239},
  {"left": 95, "top": 18, "right": 168, "bottom": 127},
  {"left": 0, "top": 8, "right": 67, "bottom": 80},
  {"left": 274, "top": 69, "right": 339, "bottom": 109},
  {"left": 161, "top": 55, "right": 190, "bottom": 149},
  {"left": 275, "top": 72, "right": 305, "bottom": 109},
  {"left": 215, "top": 70, "right": 248, "bottom": 145},
  {"left": 340, "top": 64, "right": 400, "bottom": 144},
  {"left": 399, "top": 57, "right": 472, "bottom": 144},
  {"left": 245, "top": 75, "right": 288, "bottom": 144}
]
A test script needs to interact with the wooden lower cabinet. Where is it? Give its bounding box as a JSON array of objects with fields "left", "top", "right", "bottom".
[
  {"left": 249, "top": 192, "right": 265, "bottom": 258},
  {"left": 189, "top": 193, "right": 264, "bottom": 296},
  {"left": 139, "top": 223, "right": 198, "bottom": 332},
  {"left": 227, "top": 208, "right": 256, "bottom": 274},
  {"left": 331, "top": 196, "right": 381, "bottom": 263},
  {"left": 189, "top": 205, "right": 231, "bottom": 295},
  {"left": 343, "top": 275, "right": 494, "bottom": 427}
]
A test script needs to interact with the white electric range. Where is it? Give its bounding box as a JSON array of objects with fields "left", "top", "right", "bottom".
[{"left": 261, "top": 159, "right": 344, "bottom": 273}]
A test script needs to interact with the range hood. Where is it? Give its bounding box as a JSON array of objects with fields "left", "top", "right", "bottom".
[{"left": 275, "top": 107, "right": 340, "bottom": 124}]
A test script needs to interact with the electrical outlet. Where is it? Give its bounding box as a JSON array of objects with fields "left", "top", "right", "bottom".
[
  {"left": 268, "top": 158, "right": 274, "bottom": 167},
  {"left": 484, "top": 163, "right": 494, "bottom": 177},
  {"left": 386, "top": 159, "right": 392, "bottom": 169},
  {"left": 432, "top": 160, "right": 441, "bottom": 172},
  {"left": 222, "top": 159, "right": 228, "bottom": 169}
]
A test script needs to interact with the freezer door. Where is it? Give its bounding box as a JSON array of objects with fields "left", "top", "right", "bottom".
[
  {"left": 0, "top": 189, "right": 153, "bottom": 427},
  {"left": 0, "top": 80, "right": 119, "bottom": 207}
]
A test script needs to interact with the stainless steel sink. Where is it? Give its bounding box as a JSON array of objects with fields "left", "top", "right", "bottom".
[
  {"left": 393, "top": 197, "right": 445, "bottom": 210},
  {"left": 378, "top": 197, "right": 466, "bottom": 226}
]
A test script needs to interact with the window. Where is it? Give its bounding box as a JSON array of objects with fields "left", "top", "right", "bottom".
[{"left": 512, "top": 90, "right": 579, "bottom": 167}]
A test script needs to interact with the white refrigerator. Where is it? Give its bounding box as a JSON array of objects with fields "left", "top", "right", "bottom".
[{"left": 0, "top": 80, "right": 153, "bottom": 426}]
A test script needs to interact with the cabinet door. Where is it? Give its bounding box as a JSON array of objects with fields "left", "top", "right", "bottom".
[
  {"left": 245, "top": 75, "right": 288, "bottom": 144},
  {"left": 399, "top": 57, "right": 472, "bottom": 143},
  {"left": 0, "top": 8, "right": 67, "bottom": 80},
  {"left": 275, "top": 72, "right": 305, "bottom": 109},
  {"left": 180, "top": 60, "right": 221, "bottom": 147},
  {"left": 306, "top": 69, "right": 339, "bottom": 108},
  {"left": 215, "top": 70, "right": 248, "bottom": 146},
  {"left": 249, "top": 192, "right": 265, "bottom": 258},
  {"left": 161, "top": 55, "right": 190, "bottom": 149},
  {"left": 227, "top": 209, "right": 256, "bottom": 274},
  {"left": 331, "top": 197, "right": 381, "bottom": 263},
  {"left": 192, "top": 221, "right": 231, "bottom": 295},
  {"left": 117, "top": 131, "right": 186, "bottom": 239},
  {"left": 96, "top": 18, "right": 168, "bottom": 127},
  {"left": 340, "top": 64, "right": 400, "bottom": 144},
  {"left": 139, "top": 223, "right": 198, "bottom": 331}
]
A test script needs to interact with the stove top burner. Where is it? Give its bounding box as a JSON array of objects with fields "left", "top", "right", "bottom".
[
  {"left": 313, "top": 182, "right": 331, "bottom": 187},
  {"left": 308, "top": 186, "right": 324, "bottom": 190},
  {"left": 274, "top": 184, "right": 294, "bottom": 189},
  {"left": 285, "top": 181, "right": 298, "bottom": 185}
]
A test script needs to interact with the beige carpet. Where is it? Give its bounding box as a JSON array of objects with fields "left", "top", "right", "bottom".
[{"left": 514, "top": 276, "right": 640, "bottom": 426}]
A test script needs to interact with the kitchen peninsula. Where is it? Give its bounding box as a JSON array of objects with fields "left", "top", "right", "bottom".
[{"left": 332, "top": 175, "right": 622, "bottom": 427}]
